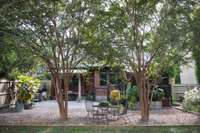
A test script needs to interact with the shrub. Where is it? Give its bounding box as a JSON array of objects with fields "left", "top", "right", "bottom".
[
  {"left": 183, "top": 87, "right": 200, "bottom": 113},
  {"left": 120, "top": 94, "right": 127, "bottom": 105},
  {"left": 126, "top": 85, "right": 138, "bottom": 109},
  {"left": 152, "top": 88, "right": 165, "bottom": 101},
  {"left": 16, "top": 74, "right": 40, "bottom": 103},
  {"left": 98, "top": 101, "right": 110, "bottom": 107}
]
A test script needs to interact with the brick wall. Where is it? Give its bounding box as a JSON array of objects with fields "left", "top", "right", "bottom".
[{"left": 93, "top": 70, "right": 108, "bottom": 97}]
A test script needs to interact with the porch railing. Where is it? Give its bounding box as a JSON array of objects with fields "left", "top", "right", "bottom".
[{"left": 172, "top": 84, "right": 200, "bottom": 100}]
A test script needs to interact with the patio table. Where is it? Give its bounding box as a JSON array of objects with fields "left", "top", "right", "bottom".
[
  {"left": 92, "top": 105, "right": 109, "bottom": 124},
  {"left": 92, "top": 105, "right": 121, "bottom": 122}
]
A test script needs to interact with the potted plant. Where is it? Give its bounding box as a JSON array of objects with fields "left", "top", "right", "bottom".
[
  {"left": 151, "top": 88, "right": 164, "bottom": 109},
  {"left": 15, "top": 93, "right": 24, "bottom": 112},
  {"left": 110, "top": 89, "right": 121, "bottom": 105},
  {"left": 162, "top": 97, "right": 171, "bottom": 107},
  {"left": 16, "top": 75, "right": 40, "bottom": 111}
]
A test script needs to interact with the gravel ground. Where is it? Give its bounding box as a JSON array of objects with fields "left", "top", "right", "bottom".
[{"left": 0, "top": 100, "right": 199, "bottom": 126}]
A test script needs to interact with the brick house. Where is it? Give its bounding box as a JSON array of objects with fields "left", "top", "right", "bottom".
[
  {"left": 49, "top": 66, "right": 171, "bottom": 102},
  {"left": 51, "top": 66, "right": 128, "bottom": 100}
]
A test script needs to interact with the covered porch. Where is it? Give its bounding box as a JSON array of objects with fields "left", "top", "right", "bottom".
[{"left": 50, "top": 69, "right": 88, "bottom": 101}]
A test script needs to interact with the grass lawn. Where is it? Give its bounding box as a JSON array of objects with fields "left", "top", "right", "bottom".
[{"left": 0, "top": 125, "right": 200, "bottom": 133}]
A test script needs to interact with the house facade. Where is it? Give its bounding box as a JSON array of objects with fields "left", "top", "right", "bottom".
[
  {"left": 48, "top": 66, "right": 171, "bottom": 101},
  {"left": 50, "top": 67, "right": 127, "bottom": 100}
]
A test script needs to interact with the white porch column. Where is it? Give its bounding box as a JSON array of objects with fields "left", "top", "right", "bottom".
[{"left": 78, "top": 73, "right": 81, "bottom": 101}]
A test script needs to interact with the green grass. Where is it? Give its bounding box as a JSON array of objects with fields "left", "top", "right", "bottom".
[{"left": 0, "top": 125, "right": 200, "bottom": 133}]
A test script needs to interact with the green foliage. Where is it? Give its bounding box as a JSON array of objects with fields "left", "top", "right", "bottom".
[
  {"left": 195, "top": 58, "right": 200, "bottom": 84},
  {"left": 37, "top": 72, "right": 51, "bottom": 80},
  {"left": 16, "top": 74, "right": 40, "bottom": 103},
  {"left": 120, "top": 94, "right": 127, "bottom": 105},
  {"left": 192, "top": 7, "right": 200, "bottom": 84},
  {"left": 0, "top": 8, "right": 41, "bottom": 79},
  {"left": 147, "top": 63, "right": 159, "bottom": 79},
  {"left": 126, "top": 84, "right": 139, "bottom": 109},
  {"left": 163, "top": 65, "right": 180, "bottom": 78},
  {"left": 0, "top": 40, "right": 39, "bottom": 79},
  {"left": 85, "top": 93, "right": 95, "bottom": 101},
  {"left": 98, "top": 101, "right": 110, "bottom": 107},
  {"left": 152, "top": 88, "right": 165, "bottom": 101},
  {"left": 0, "top": 0, "right": 92, "bottom": 75}
]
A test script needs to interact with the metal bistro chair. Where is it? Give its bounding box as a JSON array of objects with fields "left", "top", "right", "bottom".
[
  {"left": 85, "top": 100, "right": 97, "bottom": 120},
  {"left": 92, "top": 105, "right": 109, "bottom": 124},
  {"left": 107, "top": 105, "right": 120, "bottom": 121},
  {"left": 117, "top": 105, "right": 131, "bottom": 124}
]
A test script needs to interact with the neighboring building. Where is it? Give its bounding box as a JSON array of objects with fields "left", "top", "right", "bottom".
[
  {"left": 180, "top": 59, "right": 198, "bottom": 85},
  {"left": 172, "top": 55, "right": 199, "bottom": 100}
]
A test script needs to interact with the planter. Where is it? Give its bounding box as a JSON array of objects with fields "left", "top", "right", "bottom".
[
  {"left": 15, "top": 102, "right": 24, "bottom": 112},
  {"left": 151, "top": 101, "right": 162, "bottom": 109},
  {"left": 24, "top": 103, "right": 33, "bottom": 110},
  {"left": 162, "top": 98, "right": 171, "bottom": 107}
]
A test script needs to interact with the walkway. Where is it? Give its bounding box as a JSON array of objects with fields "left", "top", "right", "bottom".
[{"left": 0, "top": 100, "right": 199, "bottom": 126}]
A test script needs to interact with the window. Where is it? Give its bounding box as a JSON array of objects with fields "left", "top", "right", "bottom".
[
  {"left": 70, "top": 75, "right": 78, "bottom": 86},
  {"left": 100, "top": 72, "right": 119, "bottom": 86},
  {"left": 100, "top": 72, "right": 108, "bottom": 86}
]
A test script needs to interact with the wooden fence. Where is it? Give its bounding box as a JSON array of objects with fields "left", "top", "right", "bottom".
[
  {"left": 0, "top": 80, "right": 16, "bottom": 108},
  {"left": 172, "top": 84, "right": 200, "bottom": 100},
  {"left": 0, "top": 79, "right": 51, "bottom": 108}
]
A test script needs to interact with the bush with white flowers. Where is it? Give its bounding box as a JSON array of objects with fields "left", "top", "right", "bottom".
[{"left": 183, "top": 87, "right": 200, "bottom": 113}]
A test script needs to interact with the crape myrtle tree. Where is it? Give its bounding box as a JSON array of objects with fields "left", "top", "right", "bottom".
[
  {"left": 0, "top": 0, "right": 97, "bottom": 120},
  {"left": 112, "top": 0, "right": 192, "bottom": 121},
  {"left": 85, "top": 0, "right": 192, "bottom": 121}
]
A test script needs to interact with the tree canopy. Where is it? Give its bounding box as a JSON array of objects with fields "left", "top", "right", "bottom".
[{"left": 0, "top": 0, "right": 199, "bottom": 121}]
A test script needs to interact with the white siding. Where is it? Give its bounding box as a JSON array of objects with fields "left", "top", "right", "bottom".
[{"left": 180, "top": 59, "right": 198, "bottom": 84}]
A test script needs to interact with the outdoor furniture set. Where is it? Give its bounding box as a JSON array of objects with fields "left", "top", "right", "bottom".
[{"left": 85, "top": 100, "right": 130, "bottom": 124}]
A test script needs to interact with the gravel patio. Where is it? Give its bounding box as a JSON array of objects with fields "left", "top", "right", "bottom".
[{"left": 0, "top": 100, "right": 199, "bottom": 126}]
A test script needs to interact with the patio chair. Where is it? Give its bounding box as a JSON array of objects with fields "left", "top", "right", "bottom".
[
  {"left": 109, "top": 105, "right": 130, "bottom": 124},
  {"left": 107, "top": 106, "right": 120, "bottom": 121},
  {"left": 85, "top": 100, "right": 97, "bottom": 120},
  {"left": 92, "top": 106, "right": 109, "bottom": 124}
]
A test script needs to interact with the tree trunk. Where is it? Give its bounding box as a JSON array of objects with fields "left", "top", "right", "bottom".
[
  {"left": 140, "top": 88, "right": 150, "bottom": 121},
  {"left": 53, "top": 72, "right": 68, "bottom": 120},
  {"left": 51, "top": 76, "right": 56, "bottom": 99},
  {"left": 63, "top": 73, "right": 69, "bottom": 119},
  {"left": 137, "top": 72, "right": 150, "bottom": 121}
]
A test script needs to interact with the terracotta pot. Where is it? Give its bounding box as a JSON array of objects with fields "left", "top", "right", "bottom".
[{"left": 162, "top": 98, "right": 171, "bottom": 107}]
